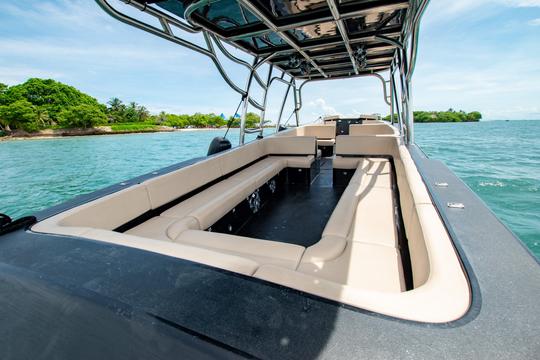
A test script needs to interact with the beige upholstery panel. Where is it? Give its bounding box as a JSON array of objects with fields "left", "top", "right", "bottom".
[
  {"left": 263, "top": 136, "right": 316, "bottom": 155},
  {"left": 402, "top": 156, "right": 432, "bottom": 205},
  {"left": 303, "top": 125, "right": 336, "bottom": 139},
  {"left": 188, "top": 180, "right": 257, "bottom": 230},
  {"left": 348, "top": 187, "right": 397, "bottom": 248},
  {"left": 254, "top": 259, "right": 469, "bottom": 323},
  {"left": 414, "top": 204, "right": 465, "bottom": 292},
  {"left": 322, "top": 185, "right": 361, "bottom": 239},
  {"left": 176, "top": 230, "right": 305, "bottom": 269},
  {"left": 126, "top": 216, "right": 180, "bottom": 241},
  {"left": 233, "top": 157, "right": 285, "bottom": 187},
  {"left": 349, "top": 123, "right": 397, "bottom": 136},
  {"left": 167, "top": 216, "right": 200, "bottom": 240},
  {"left": 332, "top": 156, "right": 361, "bottom": 169},
  {"left": 272, "top": 127, "right": 302, "bottom": 137},
  {"left": 335, "top": 135, "right": 398, "bottom": 157},
  {"left": 284, "top": 155, "right": 315, "bottom": 168},
  {"left": 300, "top": 235, "right": 347, "bottom": 263},
  {"left": 298, "top": 241, "right": 403, "bottom": 292},
  {"left": 317, "top": 139, "right": 335, "bottom": 146},
  {"left": 360, "top": 158, "right": 391, "bottom": 174},
  {"left": 39, "top": 185, "right": 151, "bottom": 231},
  {"left": 85, "top": 229, "right": 259, "bottom": 276},
  {"left": 144, "top": 157, "right": 222, "bottom": 209},
  {"left": 31, "top": 222, "right": 92, "bottom": 237},
  {"left": 160, "top": 178, "right": 240, "bottom": 220},
  {"left": 356, "top": 159, "right": 392, "bottom": 190},
  {"left": 218, "top": 140, "right": 265, "bottom": 176},
  {"left": 406, "top": 205, "right": 431, "bottom": 287}
]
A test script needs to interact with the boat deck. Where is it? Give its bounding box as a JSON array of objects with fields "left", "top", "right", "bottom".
[{"left": 238, "top": 158, "right": 344, "bottom": 247}]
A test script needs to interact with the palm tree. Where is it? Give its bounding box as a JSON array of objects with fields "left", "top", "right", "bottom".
[
  {"left": 158, "top": 111, "right": 167, "bottom": 123},
  {"left": 107, "top": 97, "right": 123, "bottom": 112},
  {"left": 136, "top": 105, "right": 150, "bottom": 122},
  {"left": 36, "top": 108, "right": 50, "bottom": 127}
]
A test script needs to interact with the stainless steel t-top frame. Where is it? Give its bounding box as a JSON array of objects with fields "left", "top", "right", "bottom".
[{"left": 95, "top": 0, "right": 430, "bottom": 145}]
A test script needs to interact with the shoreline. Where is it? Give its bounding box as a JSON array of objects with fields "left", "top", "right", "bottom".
[{"left": 0, "top": 126, "right": 226, "bottom": 141}]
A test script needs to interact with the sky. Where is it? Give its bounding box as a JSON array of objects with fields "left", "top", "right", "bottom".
[{"left": 0, "top": 0, "right": 539, "bottom": 121}]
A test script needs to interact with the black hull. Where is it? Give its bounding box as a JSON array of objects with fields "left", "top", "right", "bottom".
[{"left": 0, "top": 145, "right": 539, "bottom": 359}]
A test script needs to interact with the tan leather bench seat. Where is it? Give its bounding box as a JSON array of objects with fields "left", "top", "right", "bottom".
[
  {"left": 176, "top": 230, "right": 305, "bottom": 270},
  {"left": 297, "top": 242, "right": 403, "bottom": 292},
  {"left": 127, "top": 155, "right": 315, "bottom": 242},
  {"left": 125, "top": 215, "right": 185, "bottom": 242},
  {"left": 86, "top": 229, "right": 260, "bottom": 276},
  {"left": 31, "top": 133, "right": 472, "bottom": 323},
  {"left": 349, "top": 123, "right": 397, "bottom": 136},
  {"left": 298, "top": 157, "right": 405, "bottom": 293}
]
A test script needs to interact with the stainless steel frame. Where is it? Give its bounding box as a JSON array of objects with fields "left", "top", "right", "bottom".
[{"left": 95, "top": 0, "right": 430, "bottom": 145}]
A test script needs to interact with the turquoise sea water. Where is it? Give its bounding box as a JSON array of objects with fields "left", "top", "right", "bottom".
[{"left": 1, "top": 121, "right": 538, "bottom": 258}]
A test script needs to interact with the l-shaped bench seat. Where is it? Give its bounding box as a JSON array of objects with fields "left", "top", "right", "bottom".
[
  {"left": 126, "top": 155, "right": 312, "bottom": 243},
  {"left": 33, "top": 136, "right": 318, "bottom": 272},
  {"left": 31, "top": 132, "right": 470, "bottom": 323}
]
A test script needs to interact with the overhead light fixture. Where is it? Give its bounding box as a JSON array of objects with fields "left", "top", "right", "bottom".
[
  {"left": 300, "top": 61, "right": 311, "bottom": 76},
  {"left": 354, "top": 46, "right": 368, "bottom": 68},
  {"left": 288, "top": 55, "right": 301, "bottom": 69}
]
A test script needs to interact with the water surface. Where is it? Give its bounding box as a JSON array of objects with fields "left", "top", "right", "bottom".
[{"left": 1, "top": 121, "right": 538, "bottom": 258}]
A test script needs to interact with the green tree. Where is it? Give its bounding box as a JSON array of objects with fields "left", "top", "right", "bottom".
[
  {"left": 136, "top": 105, "right": 150, "bottom": 122},
  {"left": 229, "top": 112, "right": 260, "bottom": 128},
  {"left": 107, "top": 97, "right": 127, "bottom": 123},
  {"left": 0, "top": 100, "right": 40, "bottom": 132},
  {"left": 157, "top": 111, "right": 167, "bottom": 124},
  {"left": 0, "top": 78, "right": 102, "bottom": 122},
  {"left": 466, "top": 111, "right": 482, "bottom": 122},
  {"left": 58, "top": 104, "right": 108, "bottom": 128},
  {"left": 36, "top": 108, "right": 51, "bottom": 127},
  {"left": 107, "top": 97, "right": 123, "bottom": 112}
]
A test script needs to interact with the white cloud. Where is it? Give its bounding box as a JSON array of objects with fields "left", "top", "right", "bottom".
[
  {"left": 0, "top": 0, "right": 111, "bottom": 30},
  {"left": 0, "top": 39, "right": 188, "bottom": 63},
  {"left": 0, "top": 66, "right": 64, "bottom": 85},
  {"left": 528, "top": 18, "right": 540, "bottom": 25},
  {"left": 424, "top": 0, "right": 540, "bottom": 25},
  {"left": 306, "top": 98, "right": 340, "bottom": 118}
]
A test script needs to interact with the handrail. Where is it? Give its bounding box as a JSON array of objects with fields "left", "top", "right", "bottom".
[
  {"left": 297, "top": 72, "right": 392, "bottom": 111},
  {"left": 95, "top": 0, "right": 265, "bottom": 111},
  {"left": 120, "top": 0, "right": 200, "bottom": 33},
  {"left": 203, "top": 32, "right": 264, "bottom": 110},
  {"left": 209, "top": 34, "right": 267, "bottom": 90},
  {"left": 407, "top": 0, "right": 431, "bottom": 81}
]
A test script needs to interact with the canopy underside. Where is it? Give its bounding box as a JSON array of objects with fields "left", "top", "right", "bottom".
[{"left": 139, "top": 0, "right": 411, "bottom": 80}]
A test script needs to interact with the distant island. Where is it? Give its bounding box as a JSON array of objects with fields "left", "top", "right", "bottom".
[
  {"left": 384, "top": 109, "right": 482, "bottom": 123},
  {"left": 1, "top": 78, "right": 483, "bottom": 139},
  {"left": 0, "top": 78, "right": 260, "bottom": 138}
]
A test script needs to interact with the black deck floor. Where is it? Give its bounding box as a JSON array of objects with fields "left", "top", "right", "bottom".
[{"left": 237, "top": 158, "right": 346, "bottom": 247}]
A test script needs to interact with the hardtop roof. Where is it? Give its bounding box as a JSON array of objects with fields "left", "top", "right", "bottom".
[{"left": 140, "top": 0, "right": 415, "bottom": 80}]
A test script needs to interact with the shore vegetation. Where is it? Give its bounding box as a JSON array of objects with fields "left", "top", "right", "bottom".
[
  {"left": 384, "top": 109, "right": 482, "bottom": 123},
  {"left": 0, "top": 79, "right": 260, "bottom": 136}
]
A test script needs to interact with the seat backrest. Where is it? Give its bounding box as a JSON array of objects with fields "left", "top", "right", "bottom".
[
  {"left": 144, "top": 156, "right": 222, "bottom": 209},
  {"left": 263, "top": 136, "right": 317, "bottom": 155},
  {"left": 217, "top": 140, "right": 265, "bottom": 175},
  {"left": 302, "top": 125, "right": 336, "bottom": 139},
  {"left": 272, "top": 127, "right": 302, "bottom": 137},
  {"left": 58, "top": 184, "right": 151, "bottom": 230},
  {"left": 335, "top": 135, "right": 399, "bottom": 157},
  {"left": 349, "top": 124, "right": 397, "bottom": 136}
]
